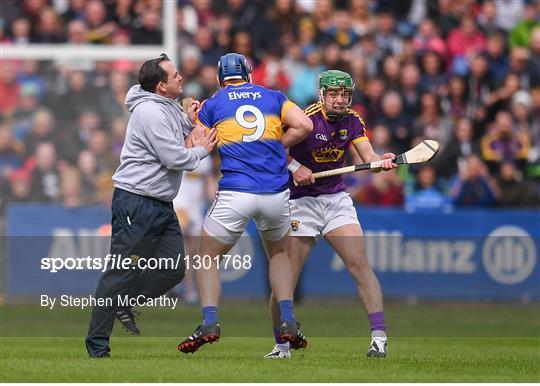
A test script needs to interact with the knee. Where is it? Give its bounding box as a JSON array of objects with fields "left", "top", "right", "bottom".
[{"left": 345, "top": 254, "right": 371, "bottom": 278}]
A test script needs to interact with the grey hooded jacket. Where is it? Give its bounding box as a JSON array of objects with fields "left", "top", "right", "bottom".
[{"left": 113, "top": 85, "right": 208, "bottom": 202}]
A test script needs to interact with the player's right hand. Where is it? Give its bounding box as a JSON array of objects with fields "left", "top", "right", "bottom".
[
  {"left": 293, "top": 165, "right": 315, "bottom": 186},
  {"left": 192, "top": 126, "right": 218, "bottom": 153}
]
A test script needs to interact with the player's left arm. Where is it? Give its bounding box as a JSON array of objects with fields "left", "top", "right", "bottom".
[
  {"left": 349, "top": 114, "right": 397, "bottom": 171},
  {"left": 353, "top": 140, "right": 398, "bottom": 171}
]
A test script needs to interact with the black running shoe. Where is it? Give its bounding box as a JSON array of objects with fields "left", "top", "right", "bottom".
[
  {"left": 279, "top": 320, "right": 307, "bottom": 349},
  {"left": 177, "top": 322, "right": 221, "bottom": 353},
  {"left": 116, "top": 307, "right": 141, "bottom": 336},
  {"left": 92, "top": 352, "right": 111, "bottom": 358}
]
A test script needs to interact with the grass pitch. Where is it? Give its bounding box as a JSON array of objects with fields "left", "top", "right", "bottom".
[{"left": 1, "top": 302, "right": 539, "bottom": 382}]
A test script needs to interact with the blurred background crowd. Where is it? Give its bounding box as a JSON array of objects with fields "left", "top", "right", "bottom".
[{"left": 1, "top": 0, "right": 540, "bottom": 213}]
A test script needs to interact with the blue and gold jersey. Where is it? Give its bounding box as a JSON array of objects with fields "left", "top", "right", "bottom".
[{"left": 196, "top": 82, "right": 296, "bottom": 193}]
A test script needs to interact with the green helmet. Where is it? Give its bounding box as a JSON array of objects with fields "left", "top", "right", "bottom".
[{"left": 318, "top": 70, "right": 355, "bottom": 120}]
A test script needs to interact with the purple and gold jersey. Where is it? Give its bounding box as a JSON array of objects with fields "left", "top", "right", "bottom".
[
  {"left": 290, "top": 102, "right": 368, "bottom": 199},
  {"left": 196, "top": 82, "right": 296, "bottom": 193}
]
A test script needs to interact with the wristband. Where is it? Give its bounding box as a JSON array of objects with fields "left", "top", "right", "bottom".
[{"left": 288, "top": 159, "right": 301, "bottom": 173}]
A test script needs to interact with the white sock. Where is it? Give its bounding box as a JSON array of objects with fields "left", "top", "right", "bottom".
[
  {"left": 277, "top": 342, "right": 290, "bottom": 350},
  {"left": 372, "top": 330, "right": 387, "bottom": 339}
]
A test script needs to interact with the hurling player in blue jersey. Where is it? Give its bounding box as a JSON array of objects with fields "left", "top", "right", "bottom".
[{"left": 178, "top": 53, "right": 313, "bottom": 354}]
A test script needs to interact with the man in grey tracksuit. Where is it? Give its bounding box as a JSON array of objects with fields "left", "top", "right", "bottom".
[{"left": 86, "top": 54, "right": 216, "bottom": 358}]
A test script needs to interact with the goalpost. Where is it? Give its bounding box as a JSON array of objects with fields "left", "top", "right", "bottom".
[{"left": 0, "top": 1, "right": 178, "bottom": 63}]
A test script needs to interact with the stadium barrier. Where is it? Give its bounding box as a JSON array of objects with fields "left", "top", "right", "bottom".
[{"left": 4, "top": 204, "right": 539, "bottom": 301}]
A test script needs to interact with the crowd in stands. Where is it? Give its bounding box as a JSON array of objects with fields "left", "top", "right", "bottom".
[{"left": 1, "top": 0, "right": 539, "bottom": 211}]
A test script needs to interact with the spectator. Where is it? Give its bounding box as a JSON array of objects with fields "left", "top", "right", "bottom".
[
  {"left": 495, "top": 0, "right": 525, "bottom": 33},
  {"left": 361, "top": 76, "right": 386, "bottom": 127},
  {"left": 0, "top": 121, "right": 25, "bottom": 173},
  {"left": 434, "top": 117, "right": 481, "bottom": 179},
  {"left": 466, "top": 54, "right": 494, "bottom": 122},
  {"left": 529, "top": 27, "right": 540, "bottom": 88},
  {"left": 32, "top": 7, "right": 64, "bottom": 43},
  {"left": 509, "top": 2, "right": 539, "bottom": 48},
  {"left": 16, "top": 60, "right": 47, "bottom": 102},
  {"left": 10, "top": 17, "right": 31, "bottom": 44},
  {"left": 419, "top": 50, "right": 447, "bottom": 96},
  {"left": 131, "top": 8, "right": 162, "bottom": 45},
  {"left": 370, "top": 124, "right": 394, "bottom": 155},
  {"left": 297, "top": 17, "right": 318, "bottom": 58},
  {"left": 110, "top": 116, "right": 127, "bottom": 158},
  {"left": 376, "top": 90, "right": 412, "bottom": 153},
  {"left": 23, "top": 109, "right": 57, "bottom": 158},
  {"left": 62, "top": 0, "right": 87, "bottom": 23},
  {"left": 0, "top": 60, "right": 21, "bottom": 116},
  {"left": 405, "top": 165, "right": 450, "bottom": 210},
  {"left": 374, "top": 10, "right": 403, "bottom": 56},
  {"left": 53, "top": 70, "right": 97, "bottom": 127},
  {"left": 324, "top": 8, "right": 359, "bottom": 49},
  {"left": 358, "top": 168, "right": 404, "bottom": 207},
  {"left": 213, "top": 13, "right": 233, "bottom": 52},
  {"left": 288, "top": 49, "right": 324, "bottom": 108},
  {"left": 529, "top": 87, "right": 540, "bottom": 167},
  {"left": 450, "top": 154, "right": 498, "bottom": 207},
  {"left": 399, "top": 62, "right": 422, "bottom": 120},
  {"left": 11, "top": 84, "right": 41, "bottom": 139},
  {"left": 56, "top": 20, "right": 95, "bottom": 72},
  {"left": 84, "top": 0, "right": 116, "bottom": 44},
  {"left": 413, "top": 93, "right": 452, "bottom": 147},
  {"left": 512, "top": 90, "right": 533, "bottom": 134},
  {"left": 191, "top": 0, "right": 216, "bottom": 28},
  {"left": 413, "top": 18, "right": 446, "bottom": 57},
  {"left": 509, "top": 46, "right": 532, "bottom": 89},
  {"left": 350, "top": 0, "right": 376, "bottom": 37},
  {"left": 485, "top": 72, "right": 522, "bottom": 123},
  {"left": 429, "top": 0, "right": 459, "bottom": 38},
  {"left": 281, "top": 44, "right": 304, "bottom": 84},
  {"left": 486, "top": 32, "right": 510, "bottom": 87},
  {"left": 261, "top": 0, "right": 299, "bottom": 49},
  {"left": 87, "top": 130, "right": 117, "bottom": 173},
  {"left": 29, "top": 142, "right": 61, "bottom": 203},
  {"left": 110, "top": 0, "right": 137, "bottom": 31},
  {"left": 99, "top": 70, "right": 129, "bottom": 125},
  {"left": 311, "top": 0, "right": 334, "bottom": 35},
  {"left": 381, "top": 55, "right": 401, "bottom": 89},
  {"left": 198, "top": 64, "right": 219, "bottom": 101},
  {"left": 443, "top": 75, "right": 468, "bottom": 122},
  {"left": 351, "top": 33, "right": 384, "bottom": 78},
  {"left": 481, "top": 111, "right": 530, "bottom": 172},
  {"left": 193, "top": 26, "right": 223, "bottom": 66},
  {"left": 178, "top": 46, "right": 203, "bottom": 99},
  {"left": 60, "top": 166, "right": 83, "bottom": 207},
  {"left": 7, "top": 169, "right": 32, "bottom": 203},
  {"left": 446, "top": 13, "right": 487, "bottom": 74},
  {"left": 495, "top": 160, "right": 538, "bottom": 207},
  {"left": 252, "top": 47, "right": 290, "bottom": 92},
  {"left": 477, "top": 0, "right": 504, "bottom": 36},
  {"left": 56, "top": 109, "right": 100, "bottom": 163},
  {"left": 232, "top": 30, "right": 260, "bottom": 66},
  {"left": 66, "top": 19, "right": 88, "bottom": 44}
]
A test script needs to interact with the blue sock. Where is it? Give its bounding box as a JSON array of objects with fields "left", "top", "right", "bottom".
[
  {"left": 202, "top": 306, "right": 218, "bottom": 325},
  {"left": 278, "top": 299, "right": 295, "bottom": 323}
]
